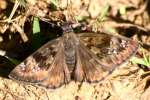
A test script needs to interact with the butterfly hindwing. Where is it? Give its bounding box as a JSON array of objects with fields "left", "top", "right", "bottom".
[{"left": 74, "top": 41, "right": 108, "bottom": 82}]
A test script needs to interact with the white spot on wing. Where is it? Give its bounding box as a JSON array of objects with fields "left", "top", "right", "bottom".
[
  {"left": 20, "top": 62, "right": 26, "bottom": 71},
  {"left": 32, "top": 66, "right": 41, "bottom": 72}
]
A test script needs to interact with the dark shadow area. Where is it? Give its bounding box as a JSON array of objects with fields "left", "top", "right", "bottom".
[
  {"left": 146, "top": 0, "right": 150, "bottom": 16},
  {"left": 0, "top": 19, "right": 64, "bottom": 78},
  {"left": 0, "top": 56, "right": 16, "bottom": 78}
]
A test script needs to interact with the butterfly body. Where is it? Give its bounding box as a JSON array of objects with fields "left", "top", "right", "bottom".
[{"left": 9, "top": 24, "right": 139, "bottom": 88}]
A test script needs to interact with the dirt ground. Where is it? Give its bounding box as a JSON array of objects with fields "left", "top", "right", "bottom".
[{"left": 0, "top": 0, "right": 150, "bottom": 100}]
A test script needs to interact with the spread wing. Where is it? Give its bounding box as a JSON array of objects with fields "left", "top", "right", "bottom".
[
  {"left": 9, "top": 38, "right": 71, "bottom": 87},
  {"left": 73, "top": 32, "right": 139, "bottom": 82}
]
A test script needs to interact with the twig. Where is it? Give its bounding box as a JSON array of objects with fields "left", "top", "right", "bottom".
[
  {"left": 12, "top": 22, "right": 28, "bottom": 42},
  {"left": 0, "top": 0, "right": 20, "bottom": 23},
  {"left": 112, "top": 22, "right": 148, "bottom": 32}
]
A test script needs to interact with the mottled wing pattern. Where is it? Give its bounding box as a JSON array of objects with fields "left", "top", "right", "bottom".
[
  {"left": 9, "top": 38, "right": 70, "bottom": 85},
  {"left": 73, "top": 41, "right": 108, "bottom": 82},
  {"left": 79, "top": 32, "right": 139, "bottom": 72},
  {"left": 38, "top": 39, "right": 70, "bottom": 88},
  {"left": 9, "top": 31, "right": 139, "bottom": 89}
]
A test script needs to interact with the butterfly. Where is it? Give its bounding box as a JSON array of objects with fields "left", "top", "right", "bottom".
[{"left": 9, "top": 23, "right": 139, "bottom": 89}]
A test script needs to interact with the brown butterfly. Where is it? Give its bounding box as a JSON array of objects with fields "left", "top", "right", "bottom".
[{"left": 9, "top": 23, "right": 139, "bottom": 89}]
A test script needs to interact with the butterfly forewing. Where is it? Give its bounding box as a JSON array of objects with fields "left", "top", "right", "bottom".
[
  {"left": 9, "top": 38, "right": 61, "bottom": 83},
  {"left": 79, "top": 32, "right": 139, "bottom": 71}
]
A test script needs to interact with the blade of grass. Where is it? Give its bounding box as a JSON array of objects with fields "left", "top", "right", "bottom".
[
  {"left": 33, "top": 17, "right": 40, "bottom": 34},
  {"left": 131, "top": 56, "right": 150, "bottom": 67},
  {"left": 5, "top": 56, "right": 20, "bottom": 65},
  {"left": 32, "top": 17, "right": 42, "bottom": 50}
]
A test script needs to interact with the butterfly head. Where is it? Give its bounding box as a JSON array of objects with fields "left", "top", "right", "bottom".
[{"left": 61, "top": 22, "right": 74, "bottom": 34}]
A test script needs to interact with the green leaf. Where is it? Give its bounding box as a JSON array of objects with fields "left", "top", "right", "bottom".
[
  {"left": 51, "top": 0, "right": 58, "bottom": 7},
  {"left": 97, "top": 3, "right": 110, "bottom": 22},
  {"left": 50, "top": 0, "right": 58, "bottom": 10},
  {"left": 32, "top": 17, "right": 43, "bottom": 50},
  {"left": 33, "top": 17, "right": 40, "bottom": 34},
  {"left": 75, "top": 15, "right": 88, "bottom": 21},
  {"left": 131, "top": 56, "right": 150, "bottom": 67},
  {"left": 106, "top": 27, "right": 117, "bottom": 34}
]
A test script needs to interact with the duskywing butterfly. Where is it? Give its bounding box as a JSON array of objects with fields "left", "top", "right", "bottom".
[{"left": 9, "top": 23, "right": 139, "bottom": 88}]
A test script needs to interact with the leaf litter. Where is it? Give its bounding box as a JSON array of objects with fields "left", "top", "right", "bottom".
[{"left": 0, "top": 0, "right": 150, "bottom": 100}]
